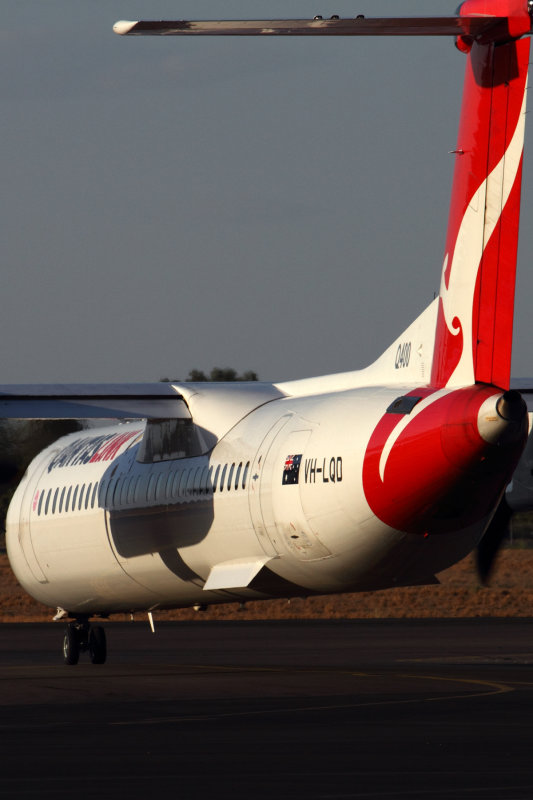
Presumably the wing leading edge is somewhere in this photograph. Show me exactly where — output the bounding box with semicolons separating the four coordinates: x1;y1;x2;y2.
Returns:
113;16;518;42
0;384;190;420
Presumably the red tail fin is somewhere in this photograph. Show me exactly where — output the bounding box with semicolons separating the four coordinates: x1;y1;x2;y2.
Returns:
431;0;531;390
115;1;532;392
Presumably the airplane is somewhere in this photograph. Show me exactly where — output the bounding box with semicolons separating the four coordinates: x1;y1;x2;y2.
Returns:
4;0;533;664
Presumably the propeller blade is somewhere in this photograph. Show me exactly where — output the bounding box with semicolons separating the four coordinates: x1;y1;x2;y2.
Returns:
476;496;513;585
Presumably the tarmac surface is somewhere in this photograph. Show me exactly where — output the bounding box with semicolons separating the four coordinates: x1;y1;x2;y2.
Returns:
2;618;533;799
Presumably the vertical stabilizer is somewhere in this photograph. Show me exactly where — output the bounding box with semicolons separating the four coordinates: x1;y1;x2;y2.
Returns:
431;0;531;390
115;2;532;393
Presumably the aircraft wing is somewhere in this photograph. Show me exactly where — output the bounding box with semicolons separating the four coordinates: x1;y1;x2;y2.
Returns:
113;16;511;40
1;379;531;419
0;384;190;420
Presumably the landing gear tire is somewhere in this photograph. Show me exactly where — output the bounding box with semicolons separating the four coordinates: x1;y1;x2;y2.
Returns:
89;626;107;664
62;619;107;665
63;624;80;666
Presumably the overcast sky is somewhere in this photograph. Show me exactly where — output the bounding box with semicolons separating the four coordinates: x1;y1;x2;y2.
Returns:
2;1;533;384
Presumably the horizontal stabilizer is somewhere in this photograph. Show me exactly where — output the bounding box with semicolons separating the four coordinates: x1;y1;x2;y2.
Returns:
203;557;273;591
510;380;533;415
114;16;518;41
510;378;533;393
0;384;190;420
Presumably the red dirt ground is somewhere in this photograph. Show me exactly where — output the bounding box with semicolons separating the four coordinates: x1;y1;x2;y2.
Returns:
2;548;533;622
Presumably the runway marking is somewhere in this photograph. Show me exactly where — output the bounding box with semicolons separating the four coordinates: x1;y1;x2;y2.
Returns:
399;672;512;696
320;785;533;798
111;668;513;726
2;776;532;795
401;654;533;664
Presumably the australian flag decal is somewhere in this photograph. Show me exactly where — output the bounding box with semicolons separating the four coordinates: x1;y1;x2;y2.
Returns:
282;454;302;485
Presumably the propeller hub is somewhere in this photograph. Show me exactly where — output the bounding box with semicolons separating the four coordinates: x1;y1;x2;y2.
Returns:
477;390;528;445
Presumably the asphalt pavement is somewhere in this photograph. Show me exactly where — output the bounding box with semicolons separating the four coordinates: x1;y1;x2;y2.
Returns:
1;619;533;799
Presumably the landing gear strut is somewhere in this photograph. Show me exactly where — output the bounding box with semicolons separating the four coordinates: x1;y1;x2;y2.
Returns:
62;618;107;665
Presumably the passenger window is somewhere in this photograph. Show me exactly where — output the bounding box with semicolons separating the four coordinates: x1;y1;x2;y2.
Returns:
58;487;66;514
38;490;45;516
165;471;174;500
65;486;72;513
85;483;92;510
123;477;131;504
78;484;86;511
156;472;167;501
120;478;127;505
219;464;227;492
112;479;121;506
130;476;137;503
235;462;242;490
179;470;188;497
105;479;116;507
199;466;208;494
227;463;235;491
120;477;130;506
212;465;220;494
147;474;157;502
91;482;99;509
193;467;203;494
45;489;52;515
52;488;59;515
97;480;106;507
242;461;250;489
134;475;146;504
133;476;143;504
171;470;181;498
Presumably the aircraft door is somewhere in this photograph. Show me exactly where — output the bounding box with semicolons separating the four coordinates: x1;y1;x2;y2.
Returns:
268;429;332;561
19;456;50;584
248;414;293;556
250;420;331;560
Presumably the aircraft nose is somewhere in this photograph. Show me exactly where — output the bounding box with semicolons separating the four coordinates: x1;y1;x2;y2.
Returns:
477;390;527;446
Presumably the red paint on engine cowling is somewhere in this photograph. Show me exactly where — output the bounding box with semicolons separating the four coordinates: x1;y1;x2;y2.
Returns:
362;385;526;536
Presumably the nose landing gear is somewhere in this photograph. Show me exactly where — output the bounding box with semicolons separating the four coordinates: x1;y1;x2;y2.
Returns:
62;618;107;665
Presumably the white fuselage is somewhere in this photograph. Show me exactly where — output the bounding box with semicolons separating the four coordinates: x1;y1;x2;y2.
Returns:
6;386;491;615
